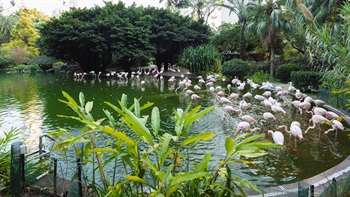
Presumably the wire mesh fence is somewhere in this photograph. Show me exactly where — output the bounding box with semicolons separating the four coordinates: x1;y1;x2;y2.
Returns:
320;175;350;197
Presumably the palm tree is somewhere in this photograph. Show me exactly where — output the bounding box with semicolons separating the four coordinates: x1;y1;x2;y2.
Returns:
220;0;255;59
246;0;293;80
0;15;18;43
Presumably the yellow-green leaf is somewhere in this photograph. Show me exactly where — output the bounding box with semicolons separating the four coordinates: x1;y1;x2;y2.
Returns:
181;132;214;147
125;175;148;184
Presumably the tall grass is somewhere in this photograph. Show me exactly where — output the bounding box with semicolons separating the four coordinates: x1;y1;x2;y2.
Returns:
180;44;221;75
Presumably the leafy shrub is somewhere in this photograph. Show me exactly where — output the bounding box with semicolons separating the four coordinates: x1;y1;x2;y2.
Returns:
221;59;253;80
50;92;280;196
0;128;19;194
276;63;302;83
179;44;221;74
291;71;323;91
251;61;269;73
0;56;14;69
250;71;270;84
12;64;41;73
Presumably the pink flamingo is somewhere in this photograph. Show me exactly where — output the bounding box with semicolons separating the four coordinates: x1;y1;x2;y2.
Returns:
235;121;261;132
324;120;344;139
297;101;312;114
305;115;329;138
325;111;339;120
277;121;303;148
313;107;327;116
313;99;326;107
240;115;257;123
268;130;284;145
271;105;287;115
260;112;277;127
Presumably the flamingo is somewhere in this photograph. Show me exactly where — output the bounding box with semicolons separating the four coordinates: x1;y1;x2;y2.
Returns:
324;120;344;139
239;100;251;111
271;105;287;115
235;121;261;132
240;115;257;123
262;91;272;97
268;130;284;145
223;105;241;115
297;101;312;114
313;99;326;107
243;92;252;99
325;111;339;120
191;94;201;100
260;112;277;127
295;89;303;100
313;107;327;116
277;121;303;148
305;115;329;138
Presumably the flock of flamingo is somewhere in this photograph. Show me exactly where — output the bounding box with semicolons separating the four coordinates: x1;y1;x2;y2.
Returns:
71;65;346;149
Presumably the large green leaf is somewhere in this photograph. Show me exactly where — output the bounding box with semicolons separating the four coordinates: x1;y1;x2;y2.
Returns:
159;133;173;166
151;107;160;136
184;106;215;128
169;172;206;186
134;98;140;118
195;154;211;172
121;108;154;146
225;137;235;154
103;126;136;147
231;176;262;194
181;132;215;147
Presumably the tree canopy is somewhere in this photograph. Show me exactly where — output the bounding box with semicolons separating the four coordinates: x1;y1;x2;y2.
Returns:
38;2;212;72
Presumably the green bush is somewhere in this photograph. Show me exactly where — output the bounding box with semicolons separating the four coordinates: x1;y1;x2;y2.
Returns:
179;44;221;75
291;71;323;91
0;56;14;69
250;71;270;84
275;63;302;83
221;59;253;80
12;64;41;73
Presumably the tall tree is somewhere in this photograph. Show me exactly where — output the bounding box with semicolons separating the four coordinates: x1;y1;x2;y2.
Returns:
143;7;212;69
220;0;255;59
0;15;17;43
38;2;153;72
246;0;293;80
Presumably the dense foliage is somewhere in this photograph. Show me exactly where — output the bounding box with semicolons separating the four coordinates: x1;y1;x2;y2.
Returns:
38;2;211;72
291;71;323;91
179;44;221;74
221;59;253;80
275;63;302;83
50;92;280;196
0;128;19;194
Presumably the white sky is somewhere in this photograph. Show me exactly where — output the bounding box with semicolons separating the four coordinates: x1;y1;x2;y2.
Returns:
0;0;165;16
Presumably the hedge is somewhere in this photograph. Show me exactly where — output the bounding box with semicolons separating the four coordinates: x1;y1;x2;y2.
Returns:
221;59;253;80
291;71;323;91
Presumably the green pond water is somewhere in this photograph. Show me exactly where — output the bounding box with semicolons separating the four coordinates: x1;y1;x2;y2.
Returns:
0;72;349;187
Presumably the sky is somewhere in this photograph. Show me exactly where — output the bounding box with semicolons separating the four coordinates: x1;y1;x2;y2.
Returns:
0;0;165;16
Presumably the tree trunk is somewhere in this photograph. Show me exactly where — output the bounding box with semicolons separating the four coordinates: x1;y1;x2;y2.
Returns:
270;42;275;81
239;26;248;60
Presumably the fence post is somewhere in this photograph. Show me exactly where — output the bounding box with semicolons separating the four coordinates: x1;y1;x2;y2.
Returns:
310;185;314;197
10;141;22;197
54;158;57;197
20;144;26;184
332;178;337;197
77;158;83;197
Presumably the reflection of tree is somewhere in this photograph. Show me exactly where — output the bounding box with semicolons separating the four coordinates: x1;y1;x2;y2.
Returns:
23;99;44;152
0;74;38;105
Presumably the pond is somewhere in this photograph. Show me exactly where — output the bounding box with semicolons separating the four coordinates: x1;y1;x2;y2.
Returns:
0;72;349;187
